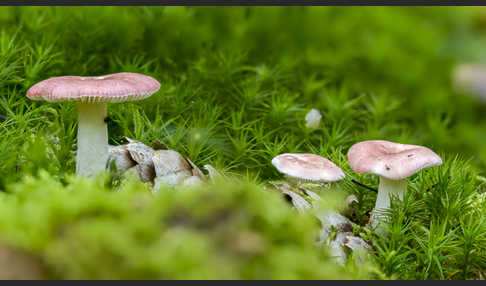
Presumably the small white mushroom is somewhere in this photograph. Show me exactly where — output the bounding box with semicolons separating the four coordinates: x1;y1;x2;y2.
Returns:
305;108;322;129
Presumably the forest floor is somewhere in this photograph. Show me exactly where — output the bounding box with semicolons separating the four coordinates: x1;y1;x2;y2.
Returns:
0;6;485;280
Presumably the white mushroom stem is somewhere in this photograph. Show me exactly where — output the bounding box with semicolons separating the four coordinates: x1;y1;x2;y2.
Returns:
76;102;108;177
371;176;407;228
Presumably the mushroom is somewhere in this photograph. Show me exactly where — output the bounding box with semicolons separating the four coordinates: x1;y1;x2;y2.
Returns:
26;73;160;177
271;153;345;186
347;140;442;229
305;108;322;129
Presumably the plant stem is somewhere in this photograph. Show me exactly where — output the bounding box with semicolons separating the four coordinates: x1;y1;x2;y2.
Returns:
351;179;378;193
76;102;108;177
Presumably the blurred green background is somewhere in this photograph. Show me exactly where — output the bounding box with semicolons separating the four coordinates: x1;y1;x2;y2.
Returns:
1;6;486;184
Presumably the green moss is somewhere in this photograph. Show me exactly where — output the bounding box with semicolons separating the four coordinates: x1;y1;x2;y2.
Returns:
0;172;369;279
0;6;486;279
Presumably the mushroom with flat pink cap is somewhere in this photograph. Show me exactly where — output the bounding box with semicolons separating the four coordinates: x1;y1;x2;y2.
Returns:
347;140;442;228
271;153;345;184
26;72;160;177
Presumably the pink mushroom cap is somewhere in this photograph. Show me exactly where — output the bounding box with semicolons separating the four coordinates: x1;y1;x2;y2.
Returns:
347;140;443;180
272;153;345;182
26;72;160;103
